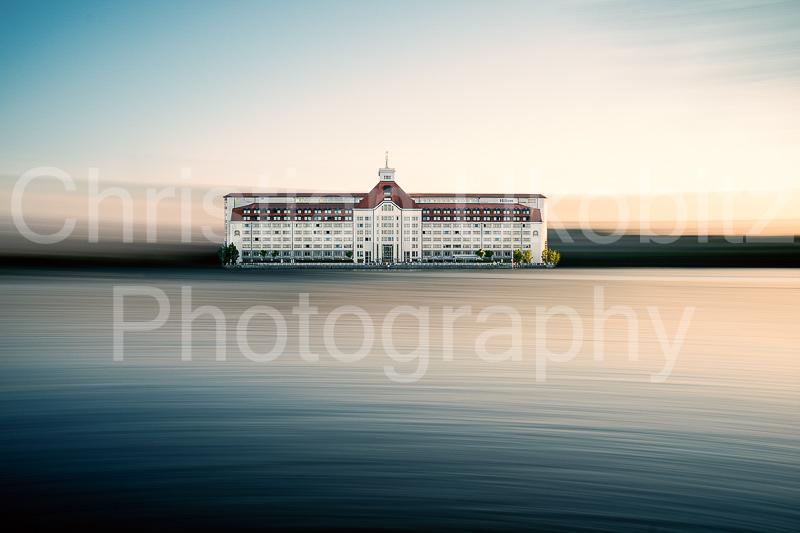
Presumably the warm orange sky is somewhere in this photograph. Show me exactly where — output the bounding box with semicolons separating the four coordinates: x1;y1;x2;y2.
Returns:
1;1;798;230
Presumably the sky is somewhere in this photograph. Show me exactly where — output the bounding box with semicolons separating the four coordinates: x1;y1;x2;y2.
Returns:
1;0;799;225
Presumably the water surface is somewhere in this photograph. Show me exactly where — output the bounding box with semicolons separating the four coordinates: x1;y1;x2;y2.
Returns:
1;268;798;531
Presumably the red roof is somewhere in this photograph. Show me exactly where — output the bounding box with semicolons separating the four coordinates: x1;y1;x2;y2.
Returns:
225;192;366;199
355;181;418;209
229;198;542;223
419;203;530;211
418;203;542;223
412;193;546;198
230;202;352;222
224;191;546;200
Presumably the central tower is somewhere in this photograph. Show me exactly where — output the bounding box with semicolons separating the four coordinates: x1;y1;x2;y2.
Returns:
379;151;395;181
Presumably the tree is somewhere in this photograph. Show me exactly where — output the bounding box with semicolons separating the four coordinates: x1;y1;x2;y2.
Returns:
259;250;268;262
345;250;353;260
217;243;240;265
484;250;494;261
475;248;485;260
271;250;279;260
541;248;561;265
513;249;524;264
522;249;532;264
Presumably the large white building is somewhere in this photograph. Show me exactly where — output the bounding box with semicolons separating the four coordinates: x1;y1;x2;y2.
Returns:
224;162;547;263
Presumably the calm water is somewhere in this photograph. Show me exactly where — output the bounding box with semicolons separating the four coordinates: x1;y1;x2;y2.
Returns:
1;268;798;531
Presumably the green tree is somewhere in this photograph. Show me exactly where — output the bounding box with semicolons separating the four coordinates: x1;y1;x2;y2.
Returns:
513;249;524;264
345;250;353;260
541;248;561;265
475;248;485;260
259;250;268;262
218;243;240;265
484;250;494;261
271;250;279;260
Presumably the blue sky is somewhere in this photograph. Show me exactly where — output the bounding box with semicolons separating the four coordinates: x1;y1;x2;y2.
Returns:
1;0;799;198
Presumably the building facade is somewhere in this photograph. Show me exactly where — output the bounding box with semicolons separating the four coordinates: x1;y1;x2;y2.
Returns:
224;163;547;263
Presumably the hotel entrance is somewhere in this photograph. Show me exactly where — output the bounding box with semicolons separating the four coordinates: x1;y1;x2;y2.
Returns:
382;244;393;263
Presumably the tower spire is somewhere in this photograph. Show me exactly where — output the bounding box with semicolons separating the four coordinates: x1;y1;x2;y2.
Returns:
385;151;389;168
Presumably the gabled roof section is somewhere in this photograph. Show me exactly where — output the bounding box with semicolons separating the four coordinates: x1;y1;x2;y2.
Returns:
355;180;418;209
225;192;365;198
411;193;546;199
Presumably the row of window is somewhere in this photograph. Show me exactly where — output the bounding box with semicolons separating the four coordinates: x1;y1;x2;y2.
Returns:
246;229;350;235
243;207;353;215
422;207;529;215
242;216;352;221
243;250;349;257
422;216;531;222
240;244;531;254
